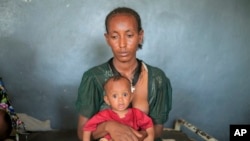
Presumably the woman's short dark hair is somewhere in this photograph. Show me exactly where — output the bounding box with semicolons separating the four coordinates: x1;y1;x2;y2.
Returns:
105;7;143;49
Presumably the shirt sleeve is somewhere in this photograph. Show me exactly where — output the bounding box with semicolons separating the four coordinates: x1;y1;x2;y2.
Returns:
134;108;153;130
83;110;110;131
75;71;103;118
148;67;172;125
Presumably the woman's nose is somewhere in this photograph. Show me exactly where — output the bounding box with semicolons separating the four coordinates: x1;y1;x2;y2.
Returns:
119;36;126;48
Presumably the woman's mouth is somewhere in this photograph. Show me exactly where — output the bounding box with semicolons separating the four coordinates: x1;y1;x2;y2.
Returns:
119;52;128;57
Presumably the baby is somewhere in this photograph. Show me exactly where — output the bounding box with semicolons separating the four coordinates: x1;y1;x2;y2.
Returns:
83;75;154;141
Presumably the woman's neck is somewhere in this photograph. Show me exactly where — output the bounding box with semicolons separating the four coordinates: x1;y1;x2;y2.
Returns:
112;58;138;79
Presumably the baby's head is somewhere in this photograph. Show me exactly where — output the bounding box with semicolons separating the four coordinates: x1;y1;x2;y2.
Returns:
0;109;12;140
103;75;133;111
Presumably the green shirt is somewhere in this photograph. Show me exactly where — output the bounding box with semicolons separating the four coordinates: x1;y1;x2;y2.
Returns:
76;59;172;125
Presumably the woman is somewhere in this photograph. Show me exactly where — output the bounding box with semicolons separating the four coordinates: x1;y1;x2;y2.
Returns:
75;7;172;141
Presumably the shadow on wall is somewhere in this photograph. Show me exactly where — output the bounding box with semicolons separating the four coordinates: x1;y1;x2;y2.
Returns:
56;84;78;130
0;37;80;129
0;37;43;122
0;37;57;128
0;37;38;101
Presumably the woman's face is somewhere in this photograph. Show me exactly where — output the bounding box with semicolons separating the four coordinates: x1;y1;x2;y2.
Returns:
105;14;143;63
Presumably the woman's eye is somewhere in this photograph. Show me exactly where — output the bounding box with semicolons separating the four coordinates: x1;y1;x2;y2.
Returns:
127;34;133;38
111;35;118;39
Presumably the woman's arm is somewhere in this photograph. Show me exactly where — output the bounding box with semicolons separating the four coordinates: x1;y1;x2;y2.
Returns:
143;127;154;141
136;124;163;141
90;120;108;139
137;124;163;141
92;121;142;141
83;131;92;141
77;115;89;140
154;124;163;138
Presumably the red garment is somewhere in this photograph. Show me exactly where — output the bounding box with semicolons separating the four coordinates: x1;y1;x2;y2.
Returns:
83;108;153;140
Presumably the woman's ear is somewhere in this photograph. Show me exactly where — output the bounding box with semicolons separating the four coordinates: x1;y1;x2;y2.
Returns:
138;29;144;45
104;95;110;105
104;33;111;46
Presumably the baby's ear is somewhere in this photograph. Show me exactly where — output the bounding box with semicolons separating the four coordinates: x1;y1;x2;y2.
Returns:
104;96;110;105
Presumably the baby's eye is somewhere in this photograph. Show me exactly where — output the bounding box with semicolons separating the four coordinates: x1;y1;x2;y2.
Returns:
112;94;117;98
123;93;128;97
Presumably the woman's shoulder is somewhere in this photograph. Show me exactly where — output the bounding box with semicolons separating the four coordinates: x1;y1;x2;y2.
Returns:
82;60;113;79
80;60;112;83
142;61;166;77
142;61;171;86
85;61;110;74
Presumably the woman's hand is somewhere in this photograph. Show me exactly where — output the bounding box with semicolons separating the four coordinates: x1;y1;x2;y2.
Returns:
107;121;142;141
93;121;142;141
137;130;147;141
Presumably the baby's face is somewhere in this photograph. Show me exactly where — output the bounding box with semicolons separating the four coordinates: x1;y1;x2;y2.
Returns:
104;78;132;113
